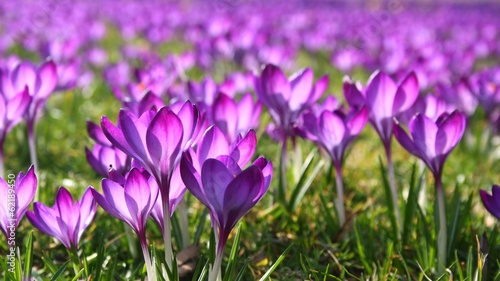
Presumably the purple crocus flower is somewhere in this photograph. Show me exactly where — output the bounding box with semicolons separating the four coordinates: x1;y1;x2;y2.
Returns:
346;70;419;231
212;92;262;143
302;106;368;225
393;111;466;181
100;102;200;269
0;87;32;177
254;64;328;141
180;154;272;281
0;166;37;240
0;60;58;177
393;110;466;270
27;187;96;250
85;121;130;177
480;185;500;219
91;168;158;281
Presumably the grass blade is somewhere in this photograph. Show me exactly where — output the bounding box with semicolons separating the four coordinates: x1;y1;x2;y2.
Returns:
258;244;294;281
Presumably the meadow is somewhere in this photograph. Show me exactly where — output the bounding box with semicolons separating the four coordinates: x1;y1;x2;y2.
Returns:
1;0;500;280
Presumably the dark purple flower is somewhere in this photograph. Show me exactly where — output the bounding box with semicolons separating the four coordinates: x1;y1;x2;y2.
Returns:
180;154;272;252
27;187;96;250
480;185;500;219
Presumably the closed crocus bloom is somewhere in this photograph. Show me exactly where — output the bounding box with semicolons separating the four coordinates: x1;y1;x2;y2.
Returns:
0;166;37;240
180;154;272;281
27;187;96;250
212;92;262;143
91;168;158;281
480;185;500;219
393;110;466;179
254;64;328;140
91;168;158;237
303;107;368;167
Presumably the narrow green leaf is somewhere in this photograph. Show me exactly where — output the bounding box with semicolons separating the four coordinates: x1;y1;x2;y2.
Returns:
23;231;34;280
71;268;85;281
49;260;70;281
258;243;294;281
288;149;324;211
223;224;242;281
234;258;250;281
403;162;423;246
193;208;209;246
378;156;398;241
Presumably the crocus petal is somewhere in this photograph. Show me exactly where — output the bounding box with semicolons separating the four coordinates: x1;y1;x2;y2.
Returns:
289;68;313;111
197;125;229;162
257;64;292;107
101;116;135;158
87;120;111;146
12;62;37;94
393;122;428;162
365;70;398;119
480;185;500;219
15;165;37;219
347;107;368;136
222;165;264;236
409;114;438;159
213;93;238;141
119;110;150;164
230;130;256;167
146;107;183;179
180;152;207;207
318;111;346;151
393;71;419;115
201;159;234;216
435;111;466;156
310;75;329;103
100;180;136;229
343;77;365;107
36;61;58;99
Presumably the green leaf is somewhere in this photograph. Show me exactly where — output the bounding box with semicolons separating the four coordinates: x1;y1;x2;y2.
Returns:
49;260;70;281
23;231;34;280
288;148;325;212
223;224;242;281
403;162;423;246
378;156;399;241
258;244;294;281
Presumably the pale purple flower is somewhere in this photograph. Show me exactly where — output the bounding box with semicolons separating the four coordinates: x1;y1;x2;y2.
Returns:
0;166;37;240
92;168;158;236
212;92;262;142
27;187;96;250
393;110;466;179
254;64;328;141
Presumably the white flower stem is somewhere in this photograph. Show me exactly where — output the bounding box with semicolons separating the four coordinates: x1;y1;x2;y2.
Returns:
334;162;346;226
140;235;157;281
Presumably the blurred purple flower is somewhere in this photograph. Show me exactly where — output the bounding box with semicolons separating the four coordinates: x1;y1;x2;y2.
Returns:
0;166;37;240
394;111;466;180
27;187;96;250
254;64;328;141
212;92;262;142
480;185;500;219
